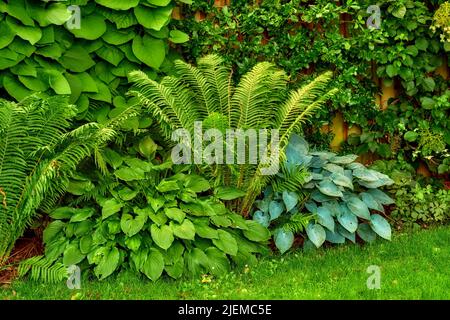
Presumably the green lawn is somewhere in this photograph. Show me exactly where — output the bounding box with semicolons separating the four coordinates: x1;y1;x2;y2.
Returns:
1;226;449;300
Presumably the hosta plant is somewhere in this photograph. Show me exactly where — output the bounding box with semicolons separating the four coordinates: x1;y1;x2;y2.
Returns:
28;141;270;281
253;134;395;253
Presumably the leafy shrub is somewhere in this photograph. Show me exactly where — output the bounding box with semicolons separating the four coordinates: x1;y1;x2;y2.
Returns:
253;134;395;253
392;183;450;225
37;143;270;281
0;95;136;262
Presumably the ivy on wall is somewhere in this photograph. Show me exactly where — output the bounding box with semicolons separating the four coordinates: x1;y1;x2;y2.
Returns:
176;0;450;175
0;0;190;125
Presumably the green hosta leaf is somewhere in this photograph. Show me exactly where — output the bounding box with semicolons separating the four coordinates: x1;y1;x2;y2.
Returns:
94;247;120;280
103;26;136;45
89;80;111;103
337;205;358;233
18;75;49;91
186;248;209;276
370;214;391;240
101;199;123;219
148;197;165;213
184;175;210;193
3;75;32;100
165;258;184;279
169;30;189;43
252;210;270;227
134;5;173;31
172;219;196;240
331;172;353;190
193;221;219;239
95;0;140;10
164;207;185;223
114;167;145;181
63;243;85;266
6;17;42;44
215;186;246;200
121;212;147;237
125;235;141;252
118;187;138;201
420;97;435;110
46;70;71;94
357;223;377;242
367;189;395;205
421;77;435;92
274;228;294;254
150;224;174;250
306;223;326;248
142;248;164;281
0;21;16;49
59;45;97;72
43;221;65;244
147;0;172;5
205;247;230;276
96;45;125;67
316;206;335;232
391;4;406;19
70;208;95;222
39;3;72;26
330;155;358;164
80;235;93;254
347;196;371;220
325;230;345;244
69;14;106;40
318;180;343;197
269;201;284;220
243;220;271;242
212;230;238;255
156;180;180;192
282;191;298;211
1;0;34;26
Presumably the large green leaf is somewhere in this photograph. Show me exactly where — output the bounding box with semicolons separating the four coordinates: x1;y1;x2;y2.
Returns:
282;191;298;211
243;220;271;242
269;200;284;221
172;219;196;240
114;167;145;181
103;26;136;45
274;228;294;254
94;247;120;280
192;221;219;239
59;46;95;72
164;207;185;223
69;14;106;40
121;212;147;237
147;0;172;6
0;21;15;49
150;224;174;250
331;172;353;190
46;70;71;94
63;243;85;266
361;192;384;213
0;0;34;26
212;230;238;255
96;45;125;67
325;230;345;244
95;0;140;10
6;17;42;45
346;196;371;220
169;30;189;43
101;199;123;219
367;189;395;205
337;205;358;233
357;223;377;242
142;248;164;281
316;206;335;232
43;221;66;244
205;247;230;276
134;5;173;31
370;214;391;240
215;186;246;200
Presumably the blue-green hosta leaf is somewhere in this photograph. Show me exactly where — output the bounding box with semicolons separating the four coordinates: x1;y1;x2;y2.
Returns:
337;224;356;243
361;192;384;213
331;172;353;190
310;151;336;160
322;200;340;217
269;201;284;221
134;5;173;31
316;206;335;232
274;229;294;254
357;223;377;242
358;178;393;189
68;14;106;40
172;219;196;240
347;196;371;220
101;199;123;219
346;162;366;170
337;205;358;233
370;214;391;240
95;0;140;10
255;198;270;213
325;230;345;244
310;173;324;180
142;248;164;281
306;223;326;248
310;156;326;169
324;163;345;175
253;210;270;227
367;189;395;205
311;190;334;202
330;154;358;164
286;134;309;161
352;168;379;182
94;247;120;280
282;191;298;211
150;224;174;250
212;230;238;256
318;180;343;197
305;201;318;213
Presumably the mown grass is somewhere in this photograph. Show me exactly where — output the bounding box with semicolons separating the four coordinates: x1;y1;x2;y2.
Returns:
1;226;449;300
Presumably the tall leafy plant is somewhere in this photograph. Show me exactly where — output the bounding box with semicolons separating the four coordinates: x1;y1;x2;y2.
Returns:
128;54;337;216
0;95;139;263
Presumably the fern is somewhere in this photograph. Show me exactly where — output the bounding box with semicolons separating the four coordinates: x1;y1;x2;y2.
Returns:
280;213;313;234
18;256;68;283
128;54;336;216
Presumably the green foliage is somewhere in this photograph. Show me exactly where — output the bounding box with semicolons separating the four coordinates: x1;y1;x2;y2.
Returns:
0;95;135;262
38;143;269;282
18;256;68;283
392;183;450;225
254;134;395;253
0;0;189;125
128;54;337;216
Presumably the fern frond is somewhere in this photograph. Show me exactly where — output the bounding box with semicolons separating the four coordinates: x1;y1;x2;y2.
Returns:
18;255;68;283
281;213;313;234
